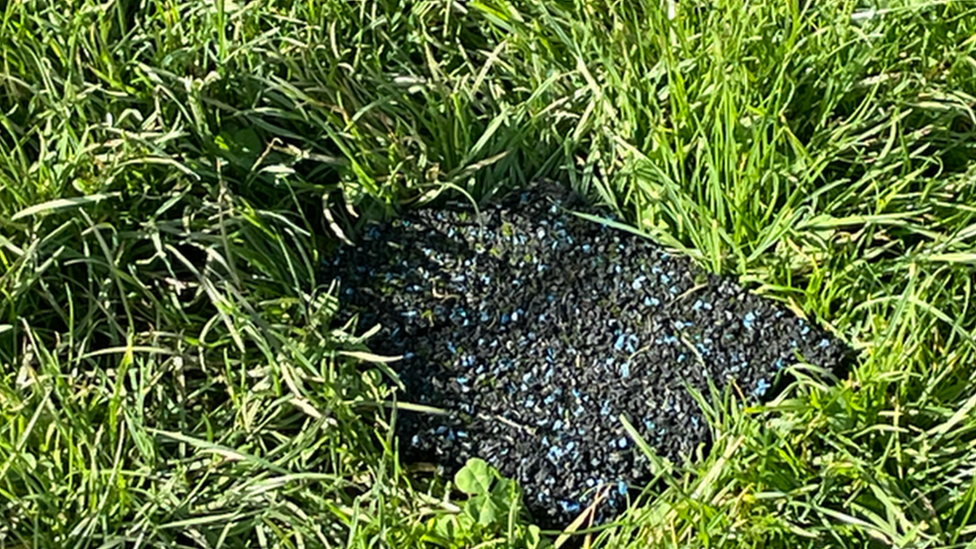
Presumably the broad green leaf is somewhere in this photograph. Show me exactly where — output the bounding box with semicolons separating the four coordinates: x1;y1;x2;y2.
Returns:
490;477;514;502
455;458;493;495
431;515;456;540
465;496;501;526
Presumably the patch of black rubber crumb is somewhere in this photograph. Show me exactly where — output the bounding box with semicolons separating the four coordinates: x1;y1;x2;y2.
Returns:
326;183;849;529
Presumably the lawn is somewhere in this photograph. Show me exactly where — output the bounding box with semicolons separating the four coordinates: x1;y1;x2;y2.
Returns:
1;0;976;547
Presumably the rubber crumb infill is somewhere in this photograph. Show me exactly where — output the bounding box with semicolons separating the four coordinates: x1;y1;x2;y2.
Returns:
326;184;849;528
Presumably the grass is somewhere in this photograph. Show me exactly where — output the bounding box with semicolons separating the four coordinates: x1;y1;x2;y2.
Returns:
1;0;976;546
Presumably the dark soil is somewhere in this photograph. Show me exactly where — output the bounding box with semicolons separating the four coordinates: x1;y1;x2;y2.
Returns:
326;184;849;529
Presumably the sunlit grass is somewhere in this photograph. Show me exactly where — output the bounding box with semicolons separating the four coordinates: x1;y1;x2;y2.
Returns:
1;0;975;547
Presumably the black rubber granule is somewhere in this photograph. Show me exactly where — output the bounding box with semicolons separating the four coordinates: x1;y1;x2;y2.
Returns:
326;184;849;528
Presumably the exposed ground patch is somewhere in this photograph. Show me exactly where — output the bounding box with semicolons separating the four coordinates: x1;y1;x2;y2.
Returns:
329;186;849;527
